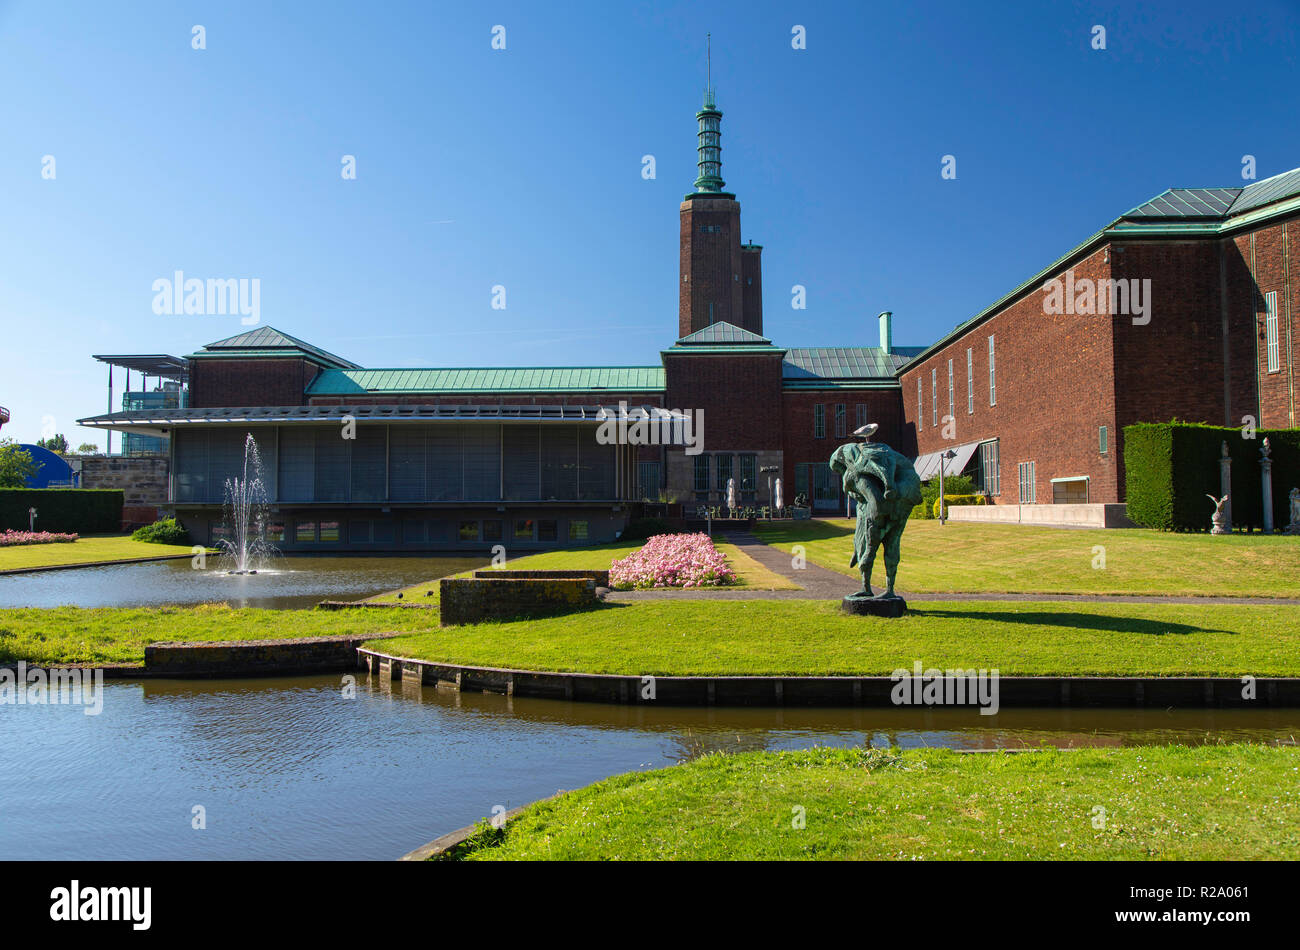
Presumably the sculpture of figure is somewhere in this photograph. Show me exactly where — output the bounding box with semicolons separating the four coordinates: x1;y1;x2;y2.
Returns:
829;438;922;599
1207;494;1230;535
1286;487;1300;535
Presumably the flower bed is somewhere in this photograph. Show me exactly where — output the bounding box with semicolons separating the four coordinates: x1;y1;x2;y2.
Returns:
0;529;79;547
610;533;736;590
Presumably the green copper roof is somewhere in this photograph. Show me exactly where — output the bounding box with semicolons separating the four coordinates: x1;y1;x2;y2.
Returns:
676;321;771;345
191;326;360;369
307;366;665;395
782;347;920;383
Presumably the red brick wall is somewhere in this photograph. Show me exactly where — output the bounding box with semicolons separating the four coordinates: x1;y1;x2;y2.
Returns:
901;246;1119;503
679;196;746;337
741;245;763;336
190;358;315;408
780;389;906;491
663;353;784;450
1237;222;1296;428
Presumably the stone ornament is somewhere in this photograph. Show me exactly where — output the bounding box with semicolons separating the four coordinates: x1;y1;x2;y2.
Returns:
1207;494;1230;535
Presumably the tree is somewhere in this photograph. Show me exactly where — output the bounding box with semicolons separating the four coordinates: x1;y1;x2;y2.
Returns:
76;443;99;454
0;440;41;488
36;433;69;454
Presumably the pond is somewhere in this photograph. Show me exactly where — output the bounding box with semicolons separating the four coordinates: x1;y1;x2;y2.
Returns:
3;673;1297;860
0;556;484;609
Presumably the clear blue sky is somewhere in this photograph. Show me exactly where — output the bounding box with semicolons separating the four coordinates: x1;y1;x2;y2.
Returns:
2;0;1297;446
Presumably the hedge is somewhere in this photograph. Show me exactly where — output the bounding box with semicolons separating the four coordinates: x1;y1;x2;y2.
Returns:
1123;422;1300;531
932;493;987;518
0;489;124;533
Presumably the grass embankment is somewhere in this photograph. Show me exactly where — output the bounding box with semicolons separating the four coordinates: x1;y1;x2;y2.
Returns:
366;539;797;603
449;745;1300;860
0;605;432;666
0;535;204;572
372;598;1300;677
756;519;1300;598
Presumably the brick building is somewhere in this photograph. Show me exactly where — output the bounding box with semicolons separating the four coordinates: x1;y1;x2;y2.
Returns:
79;91;1300;548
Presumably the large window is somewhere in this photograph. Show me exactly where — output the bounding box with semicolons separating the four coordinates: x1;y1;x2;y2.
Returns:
966;348;973;414
739;453;757;503
514;519;534;541
813;404;826;439
458;520;478;542
1265;291;1280;373
988;335;997;406
978;441;1001;496
1099;425;1108;455
856;404;868;430
1018;461;1036;504
947;359;954;422
693;454;710;492
917;378;923;428
931;368;938;427
716;453;733;490
834;404;847;438
637;461;660;501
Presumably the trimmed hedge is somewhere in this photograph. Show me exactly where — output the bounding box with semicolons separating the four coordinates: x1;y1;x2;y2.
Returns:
0;488;124;533
932;493;987;518
1123;422;1300;531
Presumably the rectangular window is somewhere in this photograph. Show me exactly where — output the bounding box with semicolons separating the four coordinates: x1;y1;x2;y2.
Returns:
348;520;371;543
740;453;757;502
295;521;317;543
267;522;285;543
482;520;503;543
568;520;588;542
988;335;997;406
856;404;867;429
319;520;341;542
795;462;810;500
1099;425;1108;455
813;404;826;439
1018;461;1036;504
636;461;660;501
931;368;937;427
966;348;973;414
979;441;1001;496
917;378;923;428
514;519;534;541
539;520;558;542
403;520;427;544
947;359;954;422
834;404;847;438
1265;291;1280;373
693;454;710;492
458;520;478;542
716;453;733;490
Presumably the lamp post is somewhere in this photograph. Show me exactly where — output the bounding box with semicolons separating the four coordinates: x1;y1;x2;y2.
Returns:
938;449;957;525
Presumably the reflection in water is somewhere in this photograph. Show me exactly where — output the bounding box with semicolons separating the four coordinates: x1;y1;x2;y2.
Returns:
2;673;1296;861
0;556;485;609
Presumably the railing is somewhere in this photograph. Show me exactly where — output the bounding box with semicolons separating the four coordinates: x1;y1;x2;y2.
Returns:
0;406;9;427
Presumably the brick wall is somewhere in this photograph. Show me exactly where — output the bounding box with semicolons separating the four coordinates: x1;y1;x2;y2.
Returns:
780;389;907;494
679;196;747;336
190;358;316;408
663;353;785;450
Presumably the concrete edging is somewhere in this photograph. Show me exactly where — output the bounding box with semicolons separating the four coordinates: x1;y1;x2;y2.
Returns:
358;647;1300;708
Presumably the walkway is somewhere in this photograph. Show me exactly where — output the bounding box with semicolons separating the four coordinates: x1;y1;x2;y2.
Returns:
605;531;1300;606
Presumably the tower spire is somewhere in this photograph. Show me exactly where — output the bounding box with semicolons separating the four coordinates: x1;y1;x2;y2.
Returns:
694;35;724;193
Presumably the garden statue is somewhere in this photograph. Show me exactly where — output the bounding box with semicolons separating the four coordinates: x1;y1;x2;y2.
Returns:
829;424;923;617
1286;487;1300;535
726;477;737;517
1207;494;1230;535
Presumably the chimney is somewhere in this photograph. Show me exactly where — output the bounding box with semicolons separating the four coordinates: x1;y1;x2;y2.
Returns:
878;311;893;354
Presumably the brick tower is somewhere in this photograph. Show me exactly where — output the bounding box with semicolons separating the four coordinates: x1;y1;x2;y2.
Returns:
678;81;763;338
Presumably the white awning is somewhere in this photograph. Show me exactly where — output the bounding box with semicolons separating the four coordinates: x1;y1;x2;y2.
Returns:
913;440;982;481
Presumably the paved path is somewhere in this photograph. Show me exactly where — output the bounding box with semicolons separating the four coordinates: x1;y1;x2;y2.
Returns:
605;531;1300;606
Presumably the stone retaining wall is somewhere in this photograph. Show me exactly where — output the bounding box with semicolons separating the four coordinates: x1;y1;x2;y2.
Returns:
144;633;403;677
471;569;610;585
439;576;599;626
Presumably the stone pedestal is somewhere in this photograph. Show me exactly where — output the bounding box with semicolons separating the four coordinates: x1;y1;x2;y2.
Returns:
841;595;908;618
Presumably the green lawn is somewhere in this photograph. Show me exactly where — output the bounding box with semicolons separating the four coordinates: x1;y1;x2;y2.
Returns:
371;598;1300;677
366;538;797;603
449;745;1300;860
756;518;1300;597
0;534;204;572
0;605;433;666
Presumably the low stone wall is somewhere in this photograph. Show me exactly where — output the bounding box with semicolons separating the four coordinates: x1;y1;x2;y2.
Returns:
144;633;403;677
946;503;1135;528
471;569;610;586
77;455;170;527
440;576;599;626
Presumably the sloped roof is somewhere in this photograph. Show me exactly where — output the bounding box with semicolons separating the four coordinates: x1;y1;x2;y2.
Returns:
191;326;360;369
308;366;665;395
783;346;918;380
1229;167;1300;215
1123;188;1242;219
676;321;773;345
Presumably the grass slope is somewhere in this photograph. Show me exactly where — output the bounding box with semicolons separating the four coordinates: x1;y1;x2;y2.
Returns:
756;519;1300;597
451;745;1300;860
0;535;203;572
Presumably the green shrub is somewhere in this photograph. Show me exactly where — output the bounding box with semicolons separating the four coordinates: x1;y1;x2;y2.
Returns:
0;488;123;533
916;474;976;520
131;518;190;545
1123;422;1300;531
932;493;986;518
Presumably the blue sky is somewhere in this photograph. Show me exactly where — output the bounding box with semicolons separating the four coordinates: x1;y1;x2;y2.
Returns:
2;0;1298;446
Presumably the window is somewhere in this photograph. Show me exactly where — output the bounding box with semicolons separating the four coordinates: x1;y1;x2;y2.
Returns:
1053;478;1089;504
1018;461;1036;504
295;521;317;542
966;348;973;414
931;368;937;427
636;461;661;501
856;404;867;429
482;520;503;543
813;404;826;439
319;521;340;542
1099;425;1108;455
349;520;371;543
1265;291;1280;373
267;522;285;543
693;454;710;492
979;441;1001;496
539;520;558;542
834;404;847;438
947;359;954;422
739;453;757;502
988;335;997;406
569;520;588;542
458;520;478;542
514;519;534;541
716;453;733;490
795;462;810;500
917;378;923;428
403;520;427;544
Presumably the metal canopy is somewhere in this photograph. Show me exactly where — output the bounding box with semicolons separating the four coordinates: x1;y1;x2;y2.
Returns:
92;354;189;381
913;440;982;481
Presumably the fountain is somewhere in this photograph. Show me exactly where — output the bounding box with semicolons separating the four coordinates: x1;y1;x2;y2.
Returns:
218;433;275;574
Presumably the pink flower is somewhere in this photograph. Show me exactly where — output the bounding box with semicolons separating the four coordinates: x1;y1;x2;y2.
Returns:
610;533;736;590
